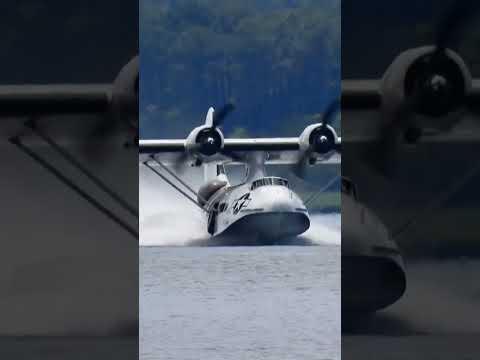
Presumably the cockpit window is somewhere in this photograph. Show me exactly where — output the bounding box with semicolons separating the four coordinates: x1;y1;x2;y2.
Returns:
251;177;289;191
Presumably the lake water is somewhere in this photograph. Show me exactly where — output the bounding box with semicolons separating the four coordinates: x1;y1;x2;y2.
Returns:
140;245;340;360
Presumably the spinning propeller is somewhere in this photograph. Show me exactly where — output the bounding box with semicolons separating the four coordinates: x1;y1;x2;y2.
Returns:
172;103;240;172
292;99;341;179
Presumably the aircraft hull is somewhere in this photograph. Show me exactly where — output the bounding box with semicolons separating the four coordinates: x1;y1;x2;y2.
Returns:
342;193;407;313
216;211;310;245
342;253;406;313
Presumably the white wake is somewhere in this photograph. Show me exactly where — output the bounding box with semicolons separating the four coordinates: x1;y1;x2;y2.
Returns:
300;213;341;246
140;164;209;246
140;164;341;246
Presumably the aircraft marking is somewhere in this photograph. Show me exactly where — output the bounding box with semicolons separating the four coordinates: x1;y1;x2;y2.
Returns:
232;193;251;215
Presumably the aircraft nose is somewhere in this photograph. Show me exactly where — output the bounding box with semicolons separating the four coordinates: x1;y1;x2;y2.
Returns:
271;197;293;211
261;187;297;212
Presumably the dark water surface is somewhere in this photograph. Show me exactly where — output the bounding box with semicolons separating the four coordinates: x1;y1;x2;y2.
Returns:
140;246;340;360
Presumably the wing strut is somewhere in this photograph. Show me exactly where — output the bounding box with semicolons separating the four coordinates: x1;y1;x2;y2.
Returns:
304;175;341;208
148;154;206;203
142;155;207;212
391;160;480;239
9;136;138;238
25;119;138;217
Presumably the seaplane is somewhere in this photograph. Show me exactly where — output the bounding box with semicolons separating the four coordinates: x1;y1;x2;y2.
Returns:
139;102;341;243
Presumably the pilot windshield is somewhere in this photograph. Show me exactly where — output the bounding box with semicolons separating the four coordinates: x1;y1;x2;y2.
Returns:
251;177;289;190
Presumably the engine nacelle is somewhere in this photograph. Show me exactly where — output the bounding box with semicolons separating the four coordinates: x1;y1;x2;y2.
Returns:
185;125;225;161
197;179;228;206
299;123;340;159
381;46;472;134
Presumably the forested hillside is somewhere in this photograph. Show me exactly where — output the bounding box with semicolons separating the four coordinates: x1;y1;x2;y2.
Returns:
140;0;340;138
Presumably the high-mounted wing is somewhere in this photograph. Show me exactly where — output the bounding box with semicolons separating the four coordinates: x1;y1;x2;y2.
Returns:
139;137;300;153
0;84;112;116
0;55;138;137
140;102;340;183
224;138;300;151
138;139;188;153
139;135;341;166
342;80;381;110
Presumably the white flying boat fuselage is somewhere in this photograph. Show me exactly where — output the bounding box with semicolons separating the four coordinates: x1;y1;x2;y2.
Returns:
205;177;310;241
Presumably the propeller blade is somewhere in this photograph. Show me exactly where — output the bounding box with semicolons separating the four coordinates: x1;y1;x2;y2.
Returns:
320;99;340;128
212;103;235;128
291;100;339;179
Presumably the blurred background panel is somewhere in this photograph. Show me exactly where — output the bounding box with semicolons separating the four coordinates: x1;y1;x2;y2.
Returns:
0;1;138;358
342;0;480;359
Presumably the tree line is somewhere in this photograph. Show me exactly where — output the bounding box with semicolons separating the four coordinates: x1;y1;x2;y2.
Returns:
140;0;340;138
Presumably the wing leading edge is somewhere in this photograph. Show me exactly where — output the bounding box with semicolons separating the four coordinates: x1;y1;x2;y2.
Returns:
0;84;112;116
139;137;341;165
139;137;301;154
341;79;480;109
